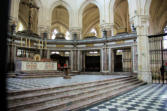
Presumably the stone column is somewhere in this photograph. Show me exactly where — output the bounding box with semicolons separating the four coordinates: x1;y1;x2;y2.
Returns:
111;49;115;73
8;39;16;73
134;15;152;83
100;23;113;37
38;6;51;38
108;48;112;72
47;50;50;59
82;51;86;72
8;23;17;73
78;50;82;72
71;49;79;72
132;40;138;73
40;49;43;58
100;48;103;72
101;46;110;73
69;27;82;40
70;50;73;70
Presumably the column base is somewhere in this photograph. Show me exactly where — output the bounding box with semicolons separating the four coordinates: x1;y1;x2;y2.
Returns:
101;71;110;74
63;75;71;79
137;71;152;83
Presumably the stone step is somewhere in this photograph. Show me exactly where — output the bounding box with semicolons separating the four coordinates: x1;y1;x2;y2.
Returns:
67;82;145;111
15;71;64;78
47;82;145;111
17;73;63;76
16;75;65;78
8;77;144;111
8;78;137;108
8;77;135;106
16;74;76;78
7;76;132;97
9;81;144;111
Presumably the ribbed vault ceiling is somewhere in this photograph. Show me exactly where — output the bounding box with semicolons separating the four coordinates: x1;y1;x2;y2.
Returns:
149;0;167;34
114;0;130;33
52;5;69;30
82;4;100;37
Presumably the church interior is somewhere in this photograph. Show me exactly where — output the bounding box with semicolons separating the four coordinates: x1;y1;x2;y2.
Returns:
4;0;167;110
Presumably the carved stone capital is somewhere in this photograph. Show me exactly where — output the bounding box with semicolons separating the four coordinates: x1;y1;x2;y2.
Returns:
100;23;114;37
8;16;18;26
69;27;82;34
69;27;82;40
133;15;149;28
38;25;50;35
8;16;18;33
100;23;114;31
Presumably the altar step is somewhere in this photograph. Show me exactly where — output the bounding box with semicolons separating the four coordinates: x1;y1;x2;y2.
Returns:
7;76;146;111
79;72;134;75
15;71;68;78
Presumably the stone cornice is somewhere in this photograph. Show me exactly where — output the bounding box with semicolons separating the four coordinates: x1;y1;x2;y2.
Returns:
8;32;137;45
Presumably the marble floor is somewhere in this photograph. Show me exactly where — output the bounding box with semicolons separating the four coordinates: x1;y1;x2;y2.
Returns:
7;75;127;91
82;84;167;111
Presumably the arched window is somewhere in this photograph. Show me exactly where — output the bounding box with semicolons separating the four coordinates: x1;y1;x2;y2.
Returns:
51;51;59;54
164;26;167;49
90;28;97;36
65;31;70;40
51;29;58;39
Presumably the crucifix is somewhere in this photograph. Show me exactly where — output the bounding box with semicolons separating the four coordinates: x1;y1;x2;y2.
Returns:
21;0;39;32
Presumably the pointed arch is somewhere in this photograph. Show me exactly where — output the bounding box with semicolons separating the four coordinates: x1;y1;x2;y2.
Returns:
113;0;131;34
49;0;74;27
78;0;103;27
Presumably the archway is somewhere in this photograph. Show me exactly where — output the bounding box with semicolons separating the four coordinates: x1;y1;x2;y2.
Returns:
81;50;100;72
51;5;70;40
82;4;101;39
113;48;132;72
113;0;131;35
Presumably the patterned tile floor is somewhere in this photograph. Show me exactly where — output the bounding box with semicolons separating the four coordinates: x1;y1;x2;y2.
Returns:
7;75;127;91
83;84;167;111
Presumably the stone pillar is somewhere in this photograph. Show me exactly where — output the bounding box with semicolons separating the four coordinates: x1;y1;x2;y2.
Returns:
100;48;103;72
134;15;152;83
132;40;138;73
40;49;43;58
108;48;112;72
47;50;50;59
111;49;115;73
8;23;17;73
71;49;79;72
8;39;16;73
100;23;113;37
38;6;51;38
82;51;86;72
78;50;82;72
101;46;110;73
69;27;81;40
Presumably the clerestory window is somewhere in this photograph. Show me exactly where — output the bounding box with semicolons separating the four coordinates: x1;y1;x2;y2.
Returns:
90;28;97;36
51;29;58;39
